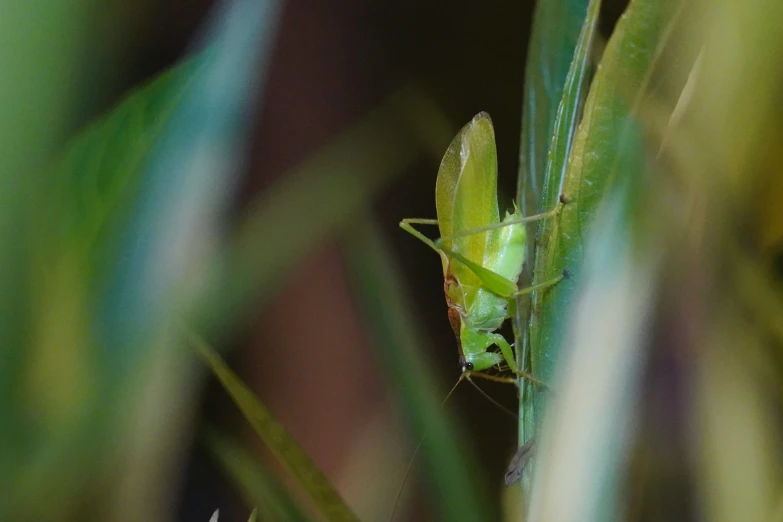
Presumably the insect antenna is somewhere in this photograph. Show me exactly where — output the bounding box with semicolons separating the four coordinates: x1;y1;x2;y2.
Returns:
465;375;518;419
389;375;464;522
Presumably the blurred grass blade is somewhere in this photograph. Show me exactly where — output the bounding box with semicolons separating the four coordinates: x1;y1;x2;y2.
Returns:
517;0;589;213
0;3;90;418
204;427;312;522
195;89;444;338
103;0;281;366
530;180;662;522
3;49;210;522
527;0;676;425
104;2;283;520
188;329;361;522
516;0;602;450
342;217;491;522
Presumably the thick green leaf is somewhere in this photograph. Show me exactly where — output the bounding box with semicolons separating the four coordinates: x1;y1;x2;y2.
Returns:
516;0;602;453
205;427;311;522
517;0;589;213
342;217;492;522
513;0;593;463
528;0;676;423
188;329;360;522
531;175;659;522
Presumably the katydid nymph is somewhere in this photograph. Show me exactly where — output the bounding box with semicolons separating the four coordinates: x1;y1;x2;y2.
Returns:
400;112;565;386
391;113;565;522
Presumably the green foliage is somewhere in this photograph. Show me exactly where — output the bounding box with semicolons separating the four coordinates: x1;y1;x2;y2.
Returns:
205;427;311;522
529;0;676;386
343;218;492;522
190;329;360;522
517;0;602;446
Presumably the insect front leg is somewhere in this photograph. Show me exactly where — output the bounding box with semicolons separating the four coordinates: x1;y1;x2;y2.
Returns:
485;332;549;389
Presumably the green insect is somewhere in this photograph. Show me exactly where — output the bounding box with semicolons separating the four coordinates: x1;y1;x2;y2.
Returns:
400;112;564;384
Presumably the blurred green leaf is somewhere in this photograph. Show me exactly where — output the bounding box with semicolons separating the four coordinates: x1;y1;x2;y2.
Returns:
205;427;312;522
45;53;205;279
342;217;491;522
196;89;444;339
516;0;602;450
531;172;661;522
188;328;360;522
527;0;676;423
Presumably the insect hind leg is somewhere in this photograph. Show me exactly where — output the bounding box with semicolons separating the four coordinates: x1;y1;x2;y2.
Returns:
434;198;567;246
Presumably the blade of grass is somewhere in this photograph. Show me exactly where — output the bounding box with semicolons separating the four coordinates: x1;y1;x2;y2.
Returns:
526;0;676;435
514;0;602;465
187;328;361;522
517;0;590;213
341;217;491;522
530;175;661;522
204;427;312;522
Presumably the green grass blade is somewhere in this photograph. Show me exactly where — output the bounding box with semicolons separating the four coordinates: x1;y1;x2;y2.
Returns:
204;427;313;522
342;218;492;522
188;329;361;522
517;0;589;213
527;0;676;431
531;176;660;522
515;0;602;453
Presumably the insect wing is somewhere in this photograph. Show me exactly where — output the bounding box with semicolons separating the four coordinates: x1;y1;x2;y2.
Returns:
435;113;500;291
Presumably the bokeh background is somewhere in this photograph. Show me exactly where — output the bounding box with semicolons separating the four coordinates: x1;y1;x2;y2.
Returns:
5;1;783;522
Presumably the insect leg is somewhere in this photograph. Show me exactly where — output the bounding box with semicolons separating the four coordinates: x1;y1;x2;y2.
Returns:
514;272;566;297
399;218;440;254
485;333;550;389
434;200;566;245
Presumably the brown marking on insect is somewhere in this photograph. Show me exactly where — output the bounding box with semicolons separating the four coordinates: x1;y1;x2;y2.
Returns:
443;262;472;372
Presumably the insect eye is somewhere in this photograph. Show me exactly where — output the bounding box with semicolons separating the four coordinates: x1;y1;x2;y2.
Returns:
465;362;474;371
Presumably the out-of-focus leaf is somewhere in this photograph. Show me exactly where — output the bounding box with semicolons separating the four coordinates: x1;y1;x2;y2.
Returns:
527;0;675;424
530;177;662;522
205;427;311;522
0;1;93;459
516;0;602;454
342;218;491;522
195;88;444;338
102;3;282;520
188;329;360;522
6;0;283;519
45;53;205;282
3;31;208;522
